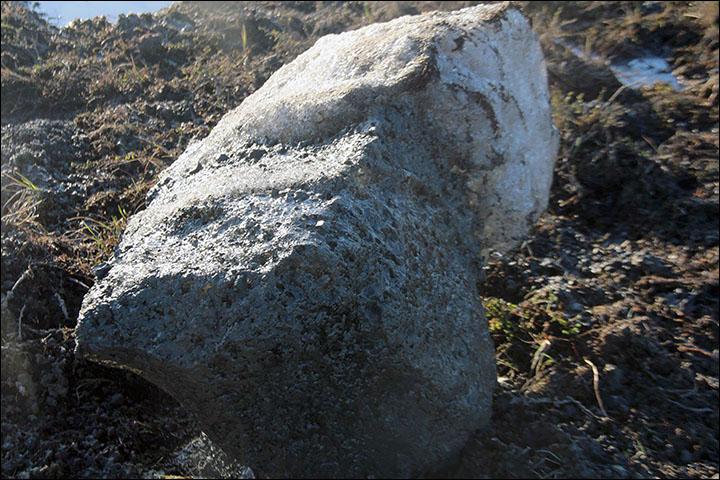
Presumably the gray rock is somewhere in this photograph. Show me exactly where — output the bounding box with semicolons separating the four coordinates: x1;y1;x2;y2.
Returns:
75;4;557;477
1;119;91;228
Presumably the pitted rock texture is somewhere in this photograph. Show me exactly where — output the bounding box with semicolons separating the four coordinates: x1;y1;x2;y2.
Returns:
75;3;558;478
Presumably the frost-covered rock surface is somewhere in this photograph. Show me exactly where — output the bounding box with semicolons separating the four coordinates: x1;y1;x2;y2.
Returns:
75;3;557;477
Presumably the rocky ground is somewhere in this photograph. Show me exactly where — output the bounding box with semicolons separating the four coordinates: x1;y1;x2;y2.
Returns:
1;1;718;478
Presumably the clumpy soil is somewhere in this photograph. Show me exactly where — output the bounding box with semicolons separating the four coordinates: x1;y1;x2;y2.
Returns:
1;1;718;478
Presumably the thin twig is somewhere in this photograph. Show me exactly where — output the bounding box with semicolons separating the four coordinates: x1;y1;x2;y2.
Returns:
531;338;552;375
642;134;659;153
584;358;608;417
17;304;26;340
7;266;33;303
666;399;715;413
677;345;716;358
536;449;563;465
520;395;604;420
530;452;563;478
67;276;91;291
17;324;52;337
55;292;69;321
75;378;115;402
604;77;646;105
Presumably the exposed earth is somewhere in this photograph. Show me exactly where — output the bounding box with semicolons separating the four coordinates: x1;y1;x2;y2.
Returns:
1;1;718;478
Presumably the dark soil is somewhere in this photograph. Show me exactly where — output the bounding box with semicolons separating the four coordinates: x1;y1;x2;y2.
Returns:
2;1;718;478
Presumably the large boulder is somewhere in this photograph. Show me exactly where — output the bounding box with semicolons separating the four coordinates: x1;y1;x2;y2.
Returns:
75;3;558;478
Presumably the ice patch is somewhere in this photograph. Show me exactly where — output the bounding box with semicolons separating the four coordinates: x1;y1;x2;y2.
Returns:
609;56;682;90
558;40;683;90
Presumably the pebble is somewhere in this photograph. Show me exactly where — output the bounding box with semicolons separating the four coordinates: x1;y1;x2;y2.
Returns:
612;465;627;476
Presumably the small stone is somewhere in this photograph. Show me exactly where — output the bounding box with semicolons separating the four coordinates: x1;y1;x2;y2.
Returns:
108;393;123;406
248;149;265;161
92;262;111;280
612;465;627;476
680;449;692;464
